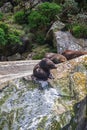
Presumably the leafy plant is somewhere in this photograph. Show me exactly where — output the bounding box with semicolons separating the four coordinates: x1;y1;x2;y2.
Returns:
7;32;21;45
36;34;45;44
14;10;25;24
0;12;3;21
0;21;21;46
37;2;61;20
0;22;8;33
0;28;7;46
28;2;62;30
28;10;49;29
71;24;87;38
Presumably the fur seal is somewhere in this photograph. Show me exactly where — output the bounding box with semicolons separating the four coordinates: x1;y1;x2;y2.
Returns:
33;58;57;80
62;50;87;60
45;52;56;59
45;53;67;64
33;64;50;80
39;58;57;70
50;54;67;64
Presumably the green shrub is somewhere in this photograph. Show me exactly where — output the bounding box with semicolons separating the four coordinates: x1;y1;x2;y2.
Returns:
7;32;21;45
28;2;61;30
37;2;61;20
0;12;3;21
71;24;87;38
14;10;25;24
0;27;21;47
0;28;7;46
36;34;45;44
28;10;49;29
0;22;8;33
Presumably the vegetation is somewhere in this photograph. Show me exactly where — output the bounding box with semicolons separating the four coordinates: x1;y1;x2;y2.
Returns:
0;12;3;20
0;22;8;32
0;22;21;47
31;44;57;60
0;28;6;46
28;10;49;30
28;2;61;30
63;0;79;14
0;0;87;59
70;24;87;38
14;10;25;24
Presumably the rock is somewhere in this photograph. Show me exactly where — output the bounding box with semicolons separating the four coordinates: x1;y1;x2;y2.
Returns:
46;21;87;53
0;55;87;129
19;33;34;54
0;55;8;61
76;13;87;24
46;20;65;41
50;55;87;99
0;2;13;13
50;20;65;31
54;31;83;53
26;52;35;60
7;53;22;61
49;55;87;129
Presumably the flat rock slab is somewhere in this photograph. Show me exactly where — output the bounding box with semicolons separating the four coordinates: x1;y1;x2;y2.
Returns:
0;60;40;88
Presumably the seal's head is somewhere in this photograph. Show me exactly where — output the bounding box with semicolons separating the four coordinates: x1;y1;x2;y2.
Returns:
39;58;57;70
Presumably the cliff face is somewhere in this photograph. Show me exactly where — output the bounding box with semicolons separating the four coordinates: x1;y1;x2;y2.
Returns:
0;55;87;129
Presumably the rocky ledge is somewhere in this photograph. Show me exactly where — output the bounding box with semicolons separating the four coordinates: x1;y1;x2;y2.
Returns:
0;55;87;130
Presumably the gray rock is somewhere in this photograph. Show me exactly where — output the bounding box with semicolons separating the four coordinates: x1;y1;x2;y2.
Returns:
7;53;22;61
0;2;13;13
0;55;87;129
53;31;87;53
46;21;65;41
46;21;87;54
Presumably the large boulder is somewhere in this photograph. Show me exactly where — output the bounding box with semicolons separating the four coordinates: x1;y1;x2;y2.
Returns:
0;2;13;13
53;31;87;53
0;55;87;129
46;21;87;53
